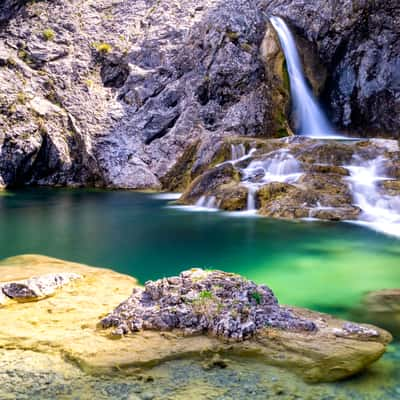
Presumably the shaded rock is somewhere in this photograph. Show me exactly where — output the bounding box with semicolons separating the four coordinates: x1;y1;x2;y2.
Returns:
1;272;81;301
178;163;240;205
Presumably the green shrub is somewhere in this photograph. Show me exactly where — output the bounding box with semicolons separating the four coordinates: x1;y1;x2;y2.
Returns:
93;42;112;54
199;290;213;300
250;291;263;305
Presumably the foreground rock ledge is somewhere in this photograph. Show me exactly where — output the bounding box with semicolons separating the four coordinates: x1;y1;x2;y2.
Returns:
0;255;392;383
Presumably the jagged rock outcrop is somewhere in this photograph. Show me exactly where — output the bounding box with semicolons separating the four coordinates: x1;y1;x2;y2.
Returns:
0;254;393;383
0;0;399;189
101;268;317;339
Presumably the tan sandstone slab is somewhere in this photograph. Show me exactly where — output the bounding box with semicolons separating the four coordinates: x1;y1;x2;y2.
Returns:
0;254;392;383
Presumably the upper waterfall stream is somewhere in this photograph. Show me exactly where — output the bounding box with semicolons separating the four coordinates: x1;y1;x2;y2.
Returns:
270;16;341;139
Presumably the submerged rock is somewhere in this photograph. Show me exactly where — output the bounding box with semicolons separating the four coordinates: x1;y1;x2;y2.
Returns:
352;289;400;339
101;268;317;340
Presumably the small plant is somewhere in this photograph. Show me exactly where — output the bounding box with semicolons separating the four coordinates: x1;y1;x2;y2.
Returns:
93;42;112;54
250;291;263;305
16;91;27;105
42;28;55;41
6;57;17;67
199;290;213;300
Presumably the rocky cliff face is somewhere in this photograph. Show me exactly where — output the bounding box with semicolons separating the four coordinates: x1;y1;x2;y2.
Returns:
0;0;398;189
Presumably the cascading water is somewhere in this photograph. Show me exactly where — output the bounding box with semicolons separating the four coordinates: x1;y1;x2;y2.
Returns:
270;16;340;138
346;156;400;238
241;149;303;211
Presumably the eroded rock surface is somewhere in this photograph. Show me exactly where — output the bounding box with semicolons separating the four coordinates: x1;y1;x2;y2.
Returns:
0;254;392;383
101;268;316;340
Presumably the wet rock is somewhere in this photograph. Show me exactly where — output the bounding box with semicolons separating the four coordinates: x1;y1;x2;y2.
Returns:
309;207;361;221
178;163;240;205
306;164;350;176
1;272;81;301
352;289;400;338
215;184;248;211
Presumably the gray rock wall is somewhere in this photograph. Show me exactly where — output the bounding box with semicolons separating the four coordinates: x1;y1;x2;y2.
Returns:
0;0;398;190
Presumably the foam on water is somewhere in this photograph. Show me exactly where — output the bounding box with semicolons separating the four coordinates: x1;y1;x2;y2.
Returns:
346;156;400;238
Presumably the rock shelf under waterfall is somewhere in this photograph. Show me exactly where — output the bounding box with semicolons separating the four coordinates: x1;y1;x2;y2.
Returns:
176;136;400;236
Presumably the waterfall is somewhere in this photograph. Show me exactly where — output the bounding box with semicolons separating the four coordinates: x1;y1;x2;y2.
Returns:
195;195;218;209
240;149;303;211
231;144;246;161
346;156;400;237
270;16;340;138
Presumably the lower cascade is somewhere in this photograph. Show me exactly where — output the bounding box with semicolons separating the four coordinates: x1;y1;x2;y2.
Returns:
178;137;400;238
347;156;400;237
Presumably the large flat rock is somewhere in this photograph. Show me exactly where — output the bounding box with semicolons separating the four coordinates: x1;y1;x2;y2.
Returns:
0;254;392;383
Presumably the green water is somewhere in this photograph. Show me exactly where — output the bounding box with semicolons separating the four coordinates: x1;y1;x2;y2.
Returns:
1;188;400;399
0;188;399;315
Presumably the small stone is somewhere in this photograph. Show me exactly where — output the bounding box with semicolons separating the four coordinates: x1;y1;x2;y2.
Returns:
141;392;155;400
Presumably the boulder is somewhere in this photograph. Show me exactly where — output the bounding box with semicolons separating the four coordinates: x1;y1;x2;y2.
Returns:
178;163;240;205
352;289;400;339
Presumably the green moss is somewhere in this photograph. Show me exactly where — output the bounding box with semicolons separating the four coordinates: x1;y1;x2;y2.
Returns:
42;29;55;41
251;291;263;305
160;141;200;192
199;290;213;300
93;42;112;54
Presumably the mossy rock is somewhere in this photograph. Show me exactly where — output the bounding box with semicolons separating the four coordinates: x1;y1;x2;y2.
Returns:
294;142;355;165
161;141;200;192
178;163;240;205
378;180;400;196
215;184;248;211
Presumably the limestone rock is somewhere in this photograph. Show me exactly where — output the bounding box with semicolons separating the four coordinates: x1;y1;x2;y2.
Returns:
0;254;392;383
177;136;399;222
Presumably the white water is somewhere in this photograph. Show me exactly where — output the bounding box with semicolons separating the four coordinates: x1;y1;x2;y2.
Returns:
270;16;341;139
240;149;303;211
346;156;400;238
